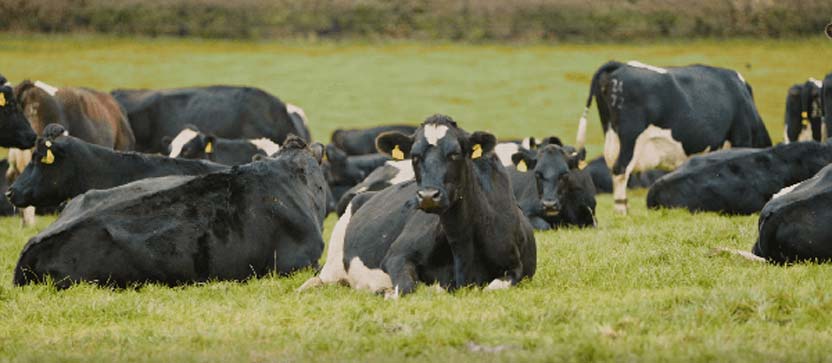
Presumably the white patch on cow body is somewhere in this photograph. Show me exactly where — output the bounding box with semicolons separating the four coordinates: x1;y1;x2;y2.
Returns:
736;71;746;84
424;124;449;145
627;61;668;74
168;128;199;158
772;182;803;200
34;81;58;96
286;103;308;126
386;159;415;185
626;125;687;174
249;138;280;156
313;202;353;285
485;278;512;291
783;125;790;144
810;78;823;88
520;137;534;150
603;128;621;169
494;142;520;167
722;140;732;149
347;256;393;293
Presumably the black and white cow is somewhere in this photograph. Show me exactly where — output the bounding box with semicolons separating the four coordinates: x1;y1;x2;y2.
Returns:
6;124;226;209
646;142;832;215
751;163;832;263
14;136;328;288
166;127;280;165
784;79;824;143
576;61;772;214
509;145;596;230
300;115;536;297
584;156;667;193
0;76;37;149
323;144;390;202
112;86;310;153
331;125;417;155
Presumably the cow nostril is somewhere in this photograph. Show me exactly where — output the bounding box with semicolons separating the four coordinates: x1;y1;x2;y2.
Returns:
417;188;440;201
542;200;559;208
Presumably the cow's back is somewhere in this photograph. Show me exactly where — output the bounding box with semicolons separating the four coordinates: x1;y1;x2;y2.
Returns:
56;87;135;150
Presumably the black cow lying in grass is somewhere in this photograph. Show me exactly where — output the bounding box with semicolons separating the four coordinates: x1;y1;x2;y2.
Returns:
509;144;597;230
167;127;281;165
6;124;226;209
752;164;832;263
334;159;414;216
331;124;417;155
647;142;832;214
14;136;328;288
300;115;536;298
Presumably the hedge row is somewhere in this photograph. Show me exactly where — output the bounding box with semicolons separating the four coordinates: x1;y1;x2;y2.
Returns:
0;0;830;41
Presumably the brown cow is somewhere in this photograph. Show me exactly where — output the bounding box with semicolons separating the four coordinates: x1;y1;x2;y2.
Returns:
5;80;135;226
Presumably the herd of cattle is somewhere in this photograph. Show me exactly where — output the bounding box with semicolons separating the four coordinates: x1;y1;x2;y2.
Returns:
1;60;832;296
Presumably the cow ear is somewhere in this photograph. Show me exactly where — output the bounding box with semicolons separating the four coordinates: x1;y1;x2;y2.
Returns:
376;131;413;160
468;131;497;159
309;142;325;165
203;135;215;154
325;144;347;163
540;136;563;147
566;148;587;169
511;150;536;172
38;139;58;165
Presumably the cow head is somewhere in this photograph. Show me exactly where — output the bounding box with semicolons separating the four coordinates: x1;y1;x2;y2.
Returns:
164;125;201;158
178;132;215;160
6;124;76;208
323;144;366;187
511;144;583;217
0;80;37;149
377;114;496;213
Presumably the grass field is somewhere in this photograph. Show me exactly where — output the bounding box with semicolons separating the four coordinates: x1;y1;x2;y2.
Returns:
1;35;832;362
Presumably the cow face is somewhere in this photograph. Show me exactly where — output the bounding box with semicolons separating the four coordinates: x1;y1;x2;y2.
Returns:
377;115;496;213
178;133;214;160
323;144;366;186
0;84;37;149
512;145;582;217
6;134;75;208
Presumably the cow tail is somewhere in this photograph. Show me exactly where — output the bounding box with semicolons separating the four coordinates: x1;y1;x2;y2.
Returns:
576;61;624;150
708;247;766;262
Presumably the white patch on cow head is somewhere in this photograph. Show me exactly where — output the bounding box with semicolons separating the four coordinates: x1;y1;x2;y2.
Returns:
736;71;746;84
626;61;668;74
494;142;520;167
772;181;803;200
168;128;199;158
386;159;415;185
34;81;58;96
347;256;393;293
810;77;823;88
286;103;308;126
423;124;449;145
249;138;281;156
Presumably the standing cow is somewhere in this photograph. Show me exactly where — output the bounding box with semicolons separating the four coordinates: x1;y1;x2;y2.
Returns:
784;79;824;143
112;86;310;153
575;61;771;214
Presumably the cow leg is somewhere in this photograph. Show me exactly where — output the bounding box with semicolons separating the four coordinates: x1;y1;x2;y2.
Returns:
383;255;419;300
528;216;551;231
604;126;632;215
20;207;35;228
612;173;629;214
298;203;354;291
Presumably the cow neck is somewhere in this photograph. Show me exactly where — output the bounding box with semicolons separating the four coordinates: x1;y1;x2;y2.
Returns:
23;91;65;134
439;159;490;285
77;144;172;189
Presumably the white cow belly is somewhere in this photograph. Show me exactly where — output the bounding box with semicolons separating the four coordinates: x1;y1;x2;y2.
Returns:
626;125;687;174
347;256;393;293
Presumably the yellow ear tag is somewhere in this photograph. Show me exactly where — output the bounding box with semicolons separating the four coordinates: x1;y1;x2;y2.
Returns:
579;160;588;170
516;159;528;172
471;144;482;159
392;145;404;160
204;141;213;154
41;141;55;164
803;119;810;126
801;111;808;119
0;93;5;107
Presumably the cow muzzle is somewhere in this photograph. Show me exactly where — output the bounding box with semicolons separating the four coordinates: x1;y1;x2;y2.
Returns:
416;188;442;211
542;199;560;216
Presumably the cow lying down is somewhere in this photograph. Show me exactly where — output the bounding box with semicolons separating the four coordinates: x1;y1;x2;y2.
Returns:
509;144;597;230
300;115;536;298
167;126;281;165
14;136;328;288
647;142;832;215
752;163;832;263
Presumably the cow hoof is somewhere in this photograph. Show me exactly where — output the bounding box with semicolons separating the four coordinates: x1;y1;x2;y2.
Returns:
296;276;323;292
614;203;628;215
485;278;512;291
21;206;36;228
383;286;400;300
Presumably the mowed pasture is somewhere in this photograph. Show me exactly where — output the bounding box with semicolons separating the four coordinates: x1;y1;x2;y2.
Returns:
1;36;832;362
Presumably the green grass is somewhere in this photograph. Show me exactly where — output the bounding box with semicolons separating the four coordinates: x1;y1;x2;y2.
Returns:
1;35;832;362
